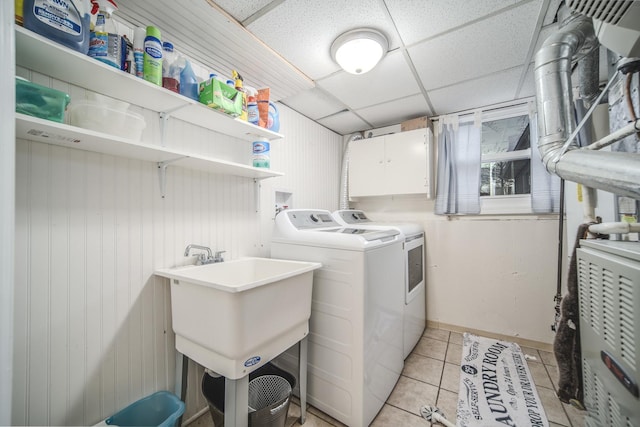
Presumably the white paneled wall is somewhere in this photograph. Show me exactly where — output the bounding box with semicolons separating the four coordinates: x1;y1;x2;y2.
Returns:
1;3;16;425
259;104;344;249
13;70;342;424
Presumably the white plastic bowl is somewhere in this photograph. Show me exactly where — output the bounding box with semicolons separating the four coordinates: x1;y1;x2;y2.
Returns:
68;100;146;141
86;92;130;112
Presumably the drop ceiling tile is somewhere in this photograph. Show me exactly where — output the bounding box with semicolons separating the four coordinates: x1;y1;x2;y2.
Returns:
518;62;536;98
428;67;523;115
317;111;370;135
245;0;401;80
213;0;273;22
317;51;420;110
386;0;523;45
356;94;431;128
533;23;560;56
409;0;543;91
543;0;562;26
281;88;347;120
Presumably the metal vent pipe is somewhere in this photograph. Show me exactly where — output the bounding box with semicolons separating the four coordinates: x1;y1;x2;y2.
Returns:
339;132;364;209
534;11;640;199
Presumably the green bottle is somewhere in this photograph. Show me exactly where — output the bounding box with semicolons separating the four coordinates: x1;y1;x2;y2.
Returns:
143;26;162;86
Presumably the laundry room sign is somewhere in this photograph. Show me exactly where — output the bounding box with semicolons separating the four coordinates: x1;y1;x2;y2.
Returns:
457;333;549;427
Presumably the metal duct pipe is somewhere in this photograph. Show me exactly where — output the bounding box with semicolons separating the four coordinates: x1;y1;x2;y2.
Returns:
589;221;640;234
339;132;364;209
534;10;640;200
578;47;600;108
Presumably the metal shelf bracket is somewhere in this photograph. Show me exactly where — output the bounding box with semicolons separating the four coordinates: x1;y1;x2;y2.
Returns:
254;179;261;213
158;156;188;198
159;104;189;147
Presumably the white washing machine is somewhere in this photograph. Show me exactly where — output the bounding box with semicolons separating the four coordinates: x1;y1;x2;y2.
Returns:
333;209;426;359
270;209;404;427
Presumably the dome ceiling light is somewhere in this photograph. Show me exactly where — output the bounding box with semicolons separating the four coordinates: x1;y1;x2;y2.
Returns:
330;28;389;75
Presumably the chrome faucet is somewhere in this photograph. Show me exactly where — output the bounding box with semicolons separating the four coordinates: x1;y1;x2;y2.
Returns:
184;244;225;265
212;250;226;263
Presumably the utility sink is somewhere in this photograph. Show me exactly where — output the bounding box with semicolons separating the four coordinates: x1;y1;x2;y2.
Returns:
155;257;321;379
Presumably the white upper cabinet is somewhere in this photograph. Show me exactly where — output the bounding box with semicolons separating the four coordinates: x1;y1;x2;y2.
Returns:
349;128;433;198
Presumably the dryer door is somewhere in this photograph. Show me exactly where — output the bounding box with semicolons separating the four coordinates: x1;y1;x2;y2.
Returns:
405;233;425;304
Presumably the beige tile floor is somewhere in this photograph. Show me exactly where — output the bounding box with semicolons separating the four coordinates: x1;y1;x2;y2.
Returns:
189;327;587;427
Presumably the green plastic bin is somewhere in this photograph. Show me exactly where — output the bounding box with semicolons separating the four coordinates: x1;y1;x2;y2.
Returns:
15;77;70;123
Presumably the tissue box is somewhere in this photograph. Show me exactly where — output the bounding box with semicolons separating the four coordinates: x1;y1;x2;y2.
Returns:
199;78;242;117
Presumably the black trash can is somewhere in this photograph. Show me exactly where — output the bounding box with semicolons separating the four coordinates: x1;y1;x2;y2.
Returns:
201;363;296;427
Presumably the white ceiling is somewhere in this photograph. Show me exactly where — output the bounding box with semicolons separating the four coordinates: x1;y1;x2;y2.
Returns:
118;0;565;135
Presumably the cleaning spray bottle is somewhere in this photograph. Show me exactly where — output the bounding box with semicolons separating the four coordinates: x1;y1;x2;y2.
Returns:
88;0;122;68
232;70;248;121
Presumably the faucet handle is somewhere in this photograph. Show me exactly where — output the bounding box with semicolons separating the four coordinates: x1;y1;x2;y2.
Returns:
214;250;226;261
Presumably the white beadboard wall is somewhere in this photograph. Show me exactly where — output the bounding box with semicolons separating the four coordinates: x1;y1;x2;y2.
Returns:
13;69;342;425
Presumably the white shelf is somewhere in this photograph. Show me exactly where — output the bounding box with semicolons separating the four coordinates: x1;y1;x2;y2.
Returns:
15;26;284;143
16;114;283;180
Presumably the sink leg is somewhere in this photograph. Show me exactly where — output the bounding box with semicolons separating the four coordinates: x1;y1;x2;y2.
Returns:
224;375;249;427
299;336;308;424
175;352;188;427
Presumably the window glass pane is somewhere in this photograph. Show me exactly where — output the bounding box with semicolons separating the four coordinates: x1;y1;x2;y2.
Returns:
481;115;530;155
481;159;531;196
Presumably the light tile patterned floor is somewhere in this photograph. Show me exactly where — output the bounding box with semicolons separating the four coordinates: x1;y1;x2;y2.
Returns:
189;328;587;427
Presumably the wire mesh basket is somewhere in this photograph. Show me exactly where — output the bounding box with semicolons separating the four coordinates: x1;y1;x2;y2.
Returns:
248;375;292;412
202;363;296;427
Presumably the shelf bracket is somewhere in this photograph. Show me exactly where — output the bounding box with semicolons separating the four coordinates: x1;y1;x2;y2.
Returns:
159;105;189;147
254;178;261;213
158;157;188;198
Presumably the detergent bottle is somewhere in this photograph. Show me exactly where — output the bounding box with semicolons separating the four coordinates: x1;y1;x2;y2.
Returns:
268;102;280;132
179;59;199;101
23;0;92;54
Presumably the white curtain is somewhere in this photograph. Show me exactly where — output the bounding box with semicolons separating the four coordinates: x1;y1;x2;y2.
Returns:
435;118;481;214
530;111;561;213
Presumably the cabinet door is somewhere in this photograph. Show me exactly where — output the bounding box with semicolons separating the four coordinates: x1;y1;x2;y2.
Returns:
384;129;428;195
348;136;386;197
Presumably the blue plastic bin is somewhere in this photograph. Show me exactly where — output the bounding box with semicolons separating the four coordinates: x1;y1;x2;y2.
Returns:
105;391;185;427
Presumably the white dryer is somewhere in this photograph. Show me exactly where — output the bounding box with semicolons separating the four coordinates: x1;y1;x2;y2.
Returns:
271;209;404;427
333;209;426;359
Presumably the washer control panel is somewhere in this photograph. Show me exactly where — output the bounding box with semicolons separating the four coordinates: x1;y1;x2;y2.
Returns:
286;210;340;229
335;209;371;224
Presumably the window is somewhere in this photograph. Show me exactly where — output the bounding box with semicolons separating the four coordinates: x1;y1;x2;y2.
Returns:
480;115;531;197
435;101;555;215
477;103;536;214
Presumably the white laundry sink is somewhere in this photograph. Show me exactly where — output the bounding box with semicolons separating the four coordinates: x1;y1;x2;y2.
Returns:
155;257;321;379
